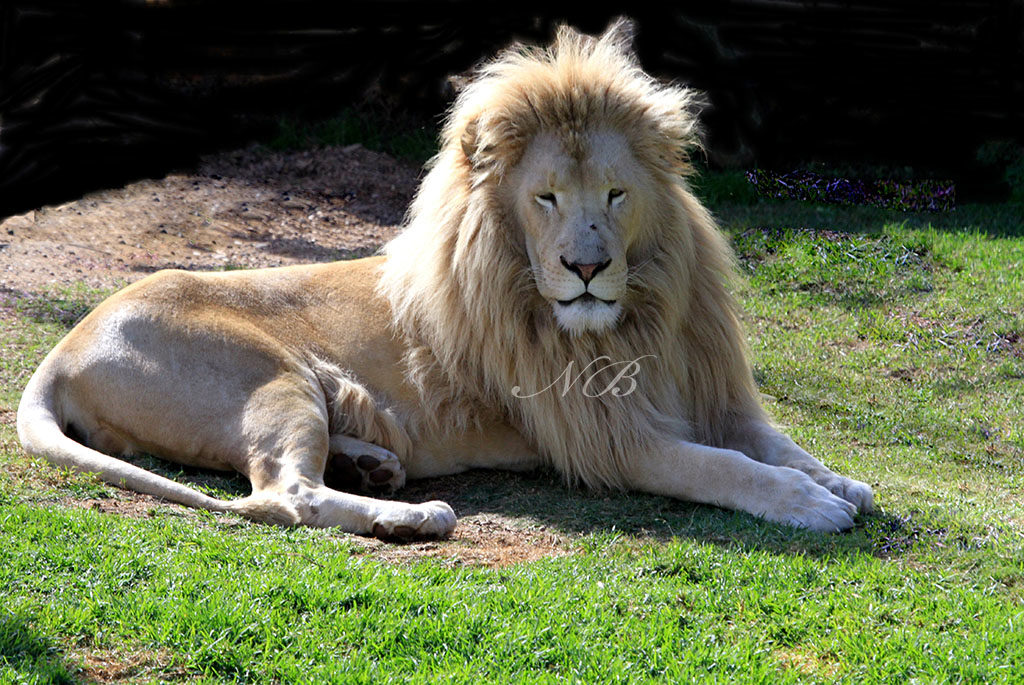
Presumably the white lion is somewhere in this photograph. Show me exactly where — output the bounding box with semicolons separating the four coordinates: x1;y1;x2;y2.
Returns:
17;21;873;539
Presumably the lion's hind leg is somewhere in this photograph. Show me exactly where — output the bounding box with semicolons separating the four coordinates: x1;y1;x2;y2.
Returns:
228;436;454;541
324;435;407;495
309;359;413;498
231;380;453;540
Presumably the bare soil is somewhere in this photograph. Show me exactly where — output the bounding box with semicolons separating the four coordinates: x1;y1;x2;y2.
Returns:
0;143;416;294
73;488;570;570
2;143;574;567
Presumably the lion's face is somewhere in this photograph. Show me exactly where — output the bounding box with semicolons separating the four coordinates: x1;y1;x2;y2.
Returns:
503;129;651;335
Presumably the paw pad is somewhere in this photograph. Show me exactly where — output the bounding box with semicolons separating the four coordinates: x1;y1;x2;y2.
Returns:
371;523;419;541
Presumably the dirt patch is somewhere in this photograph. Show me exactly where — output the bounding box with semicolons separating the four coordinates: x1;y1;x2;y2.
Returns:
892;312;1023;356
346;514;571;568
75;494;206;522
0;143;419;293
773;646;840;680
67;490;573;568
71;646;189;684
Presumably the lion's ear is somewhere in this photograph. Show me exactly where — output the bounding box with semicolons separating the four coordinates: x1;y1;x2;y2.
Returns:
458;114;515;176
460;118;479;163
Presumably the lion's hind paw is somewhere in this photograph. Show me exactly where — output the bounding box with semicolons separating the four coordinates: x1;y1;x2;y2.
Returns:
325;435;407;495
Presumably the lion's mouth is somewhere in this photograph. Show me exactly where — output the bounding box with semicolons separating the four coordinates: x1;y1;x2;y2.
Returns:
556;292;617;307
551;291;624;334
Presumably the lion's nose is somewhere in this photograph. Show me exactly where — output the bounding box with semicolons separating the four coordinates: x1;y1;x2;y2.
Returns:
560;256;612;285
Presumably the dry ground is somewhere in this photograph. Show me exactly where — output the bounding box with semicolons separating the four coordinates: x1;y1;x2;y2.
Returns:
1;143;574;567
0;143;416;292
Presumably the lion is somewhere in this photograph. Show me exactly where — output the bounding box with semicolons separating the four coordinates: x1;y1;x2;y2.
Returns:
17;20;873;540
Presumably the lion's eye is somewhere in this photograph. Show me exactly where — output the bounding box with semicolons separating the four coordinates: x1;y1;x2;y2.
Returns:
608;189;625;206
535;193;557;209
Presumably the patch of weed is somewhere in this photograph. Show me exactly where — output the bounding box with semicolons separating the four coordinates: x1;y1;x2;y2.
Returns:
733;227;934;307
5;283;115;329
267;108;438;162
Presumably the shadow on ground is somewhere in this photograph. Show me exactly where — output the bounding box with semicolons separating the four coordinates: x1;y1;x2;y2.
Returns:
713;200;1024;238
403;468;892;559
0;612;77;684
93;451;918;561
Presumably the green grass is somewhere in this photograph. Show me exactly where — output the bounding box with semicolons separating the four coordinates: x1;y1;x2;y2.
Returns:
2;177;1023;682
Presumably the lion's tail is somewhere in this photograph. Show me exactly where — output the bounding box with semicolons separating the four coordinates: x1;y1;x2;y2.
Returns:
17;361;239;516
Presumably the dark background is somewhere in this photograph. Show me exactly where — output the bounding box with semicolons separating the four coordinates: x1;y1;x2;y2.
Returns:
1;0;1022;219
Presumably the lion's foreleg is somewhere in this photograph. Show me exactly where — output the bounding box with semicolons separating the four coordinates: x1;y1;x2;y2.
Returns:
721;418;874;513
625;440;857;531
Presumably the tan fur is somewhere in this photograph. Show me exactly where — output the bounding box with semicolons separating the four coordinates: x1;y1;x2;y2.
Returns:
380;21;765;489
17;21;873;538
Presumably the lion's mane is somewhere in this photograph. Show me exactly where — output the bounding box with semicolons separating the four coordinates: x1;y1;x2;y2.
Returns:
379;21;765;489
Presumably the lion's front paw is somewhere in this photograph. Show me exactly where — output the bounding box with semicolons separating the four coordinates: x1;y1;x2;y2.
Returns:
325;436;407;495
371;501;457;541
763;468;858;532
794;465;875;515
824;475;874;514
